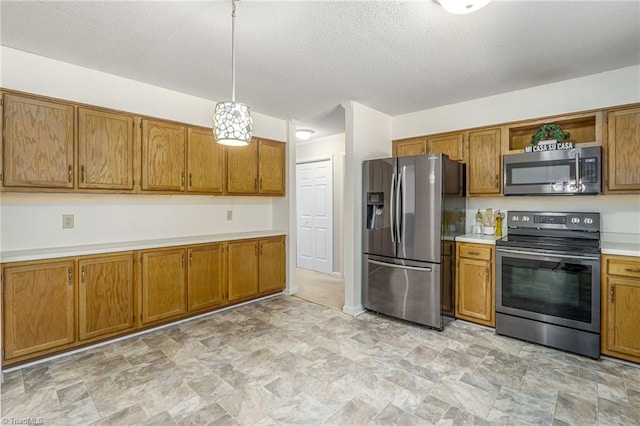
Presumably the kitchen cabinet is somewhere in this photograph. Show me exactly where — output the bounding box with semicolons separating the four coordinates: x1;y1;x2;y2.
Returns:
606;107;640;192
187;127;225;194
441;240;456;317
2;93;74;189
139;247;187;325
226;138;285;195
393;138;426;157
187;243;227;312
77;107;135;190
601;255;640;363
2;259;75;361
427;133;464;161
227;239;260;302
141;119;186;192
78;253;135;341
468;128;501;195
228;236;286;302
393;133;463;160
259;236;286;294
455;242;494;327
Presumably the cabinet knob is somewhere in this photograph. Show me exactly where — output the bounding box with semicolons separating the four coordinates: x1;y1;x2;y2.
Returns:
80;166;85;183
68;165;73;183
189;173;192;188
81;266;86;284
180;172;185;187
624;267;640;273
609;284;614;303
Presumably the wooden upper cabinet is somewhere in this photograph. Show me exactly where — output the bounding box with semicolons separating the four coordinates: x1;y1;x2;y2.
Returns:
259;236;286;294
226;142;259;194
2;260;75;360
78;108;134;190
141;119;186;192
140;248;187;325
606;107;640;192
78;253;135;341
187;127;225;194
227;239;259;302
2;93;74;188
468;128;502;195
188;243;226;312
258;139;285;195
428;133;464;161
393;138;426;157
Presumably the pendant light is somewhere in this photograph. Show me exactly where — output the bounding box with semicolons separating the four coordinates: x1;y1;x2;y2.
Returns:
436;0;491;14
213;0;253;146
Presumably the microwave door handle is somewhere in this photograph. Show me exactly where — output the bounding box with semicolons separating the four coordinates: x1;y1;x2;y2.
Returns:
574;152;580;189
390;172;396;243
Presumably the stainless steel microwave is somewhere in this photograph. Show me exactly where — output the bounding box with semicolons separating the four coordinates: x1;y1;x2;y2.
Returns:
503;146;601;195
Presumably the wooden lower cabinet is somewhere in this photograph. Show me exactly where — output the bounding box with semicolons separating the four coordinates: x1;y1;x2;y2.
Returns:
601;255;640;363
2;259;75;361
455;242;495;327
259;236;286;293
140;248;187;325
78;253;135;341
188;243;227;312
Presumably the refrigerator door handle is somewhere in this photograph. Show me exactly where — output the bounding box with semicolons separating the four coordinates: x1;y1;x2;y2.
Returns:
390;172;396;243
396;171;403;243
367;259;432;272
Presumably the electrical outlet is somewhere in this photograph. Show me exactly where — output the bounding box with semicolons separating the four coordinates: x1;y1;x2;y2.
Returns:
226;210;233;221
62;214;74;229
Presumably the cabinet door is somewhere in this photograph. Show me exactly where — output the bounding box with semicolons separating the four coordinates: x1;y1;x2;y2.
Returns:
187;127;225;194
3;94;74;188
259;237;285;293
468;128;501;195
258;140;285;195
140;248;187;324
78;253;135;341
2;260;75;360
188;243;226;312
607;107;640;191
393;138;426;157
78;108;134;190
141;119;186;192
604;275;640;360
428;133;464;161
226;142;259;194
228;240;259;302
456;255;494;326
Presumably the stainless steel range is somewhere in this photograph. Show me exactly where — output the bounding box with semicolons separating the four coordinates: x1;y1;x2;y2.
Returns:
495;211;601;359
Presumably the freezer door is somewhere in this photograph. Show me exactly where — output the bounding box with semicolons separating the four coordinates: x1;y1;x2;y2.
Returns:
397;155;442;263
363;255;442;329
363;158;396;258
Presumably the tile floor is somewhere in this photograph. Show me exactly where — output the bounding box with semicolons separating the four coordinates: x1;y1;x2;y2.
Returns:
2;296;639;425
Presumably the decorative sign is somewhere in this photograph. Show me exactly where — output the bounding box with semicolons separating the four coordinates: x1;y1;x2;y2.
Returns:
525;140;574;153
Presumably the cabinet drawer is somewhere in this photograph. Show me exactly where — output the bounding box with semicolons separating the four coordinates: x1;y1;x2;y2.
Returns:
606;258;640;279
459;245;492;261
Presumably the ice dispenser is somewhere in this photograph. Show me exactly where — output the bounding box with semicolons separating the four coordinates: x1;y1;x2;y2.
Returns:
366;192;384;229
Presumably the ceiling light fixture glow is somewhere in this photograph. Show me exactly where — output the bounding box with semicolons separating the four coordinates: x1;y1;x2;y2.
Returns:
213;0;253;146
296;129;315;140
436;0;491;14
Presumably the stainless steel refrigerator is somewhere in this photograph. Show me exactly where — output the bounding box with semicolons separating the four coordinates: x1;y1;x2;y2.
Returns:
362;154;465;330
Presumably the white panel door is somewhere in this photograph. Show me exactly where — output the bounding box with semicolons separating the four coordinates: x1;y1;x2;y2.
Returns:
296;159;333;274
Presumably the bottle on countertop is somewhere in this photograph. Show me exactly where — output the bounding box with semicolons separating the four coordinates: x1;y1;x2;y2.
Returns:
495;210;503;237
474;209;483;234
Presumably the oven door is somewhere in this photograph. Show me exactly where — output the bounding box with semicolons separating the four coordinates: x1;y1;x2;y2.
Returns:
496;248;600;333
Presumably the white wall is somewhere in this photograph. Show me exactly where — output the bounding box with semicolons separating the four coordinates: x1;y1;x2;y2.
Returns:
296;133;345;276
343;102;392;315
392;65;640;237
0;47;287;253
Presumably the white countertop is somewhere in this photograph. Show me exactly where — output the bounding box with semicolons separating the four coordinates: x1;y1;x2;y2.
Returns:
455;233;503;245
0;230;287;263
601;232;640;257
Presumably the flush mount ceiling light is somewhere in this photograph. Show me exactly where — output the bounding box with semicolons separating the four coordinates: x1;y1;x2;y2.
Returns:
213;0;253;146
296;129;315;141
436;0;491;14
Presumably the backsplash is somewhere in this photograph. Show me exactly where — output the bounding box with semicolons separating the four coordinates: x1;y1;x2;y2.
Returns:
467;194;640;236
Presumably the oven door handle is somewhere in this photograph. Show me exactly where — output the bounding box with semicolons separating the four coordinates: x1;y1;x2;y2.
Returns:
497;248;599;261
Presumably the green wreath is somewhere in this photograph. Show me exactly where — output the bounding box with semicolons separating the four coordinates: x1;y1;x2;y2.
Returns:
531;123;571;146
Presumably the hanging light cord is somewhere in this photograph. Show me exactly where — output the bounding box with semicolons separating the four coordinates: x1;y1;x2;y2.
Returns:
231;0;237;103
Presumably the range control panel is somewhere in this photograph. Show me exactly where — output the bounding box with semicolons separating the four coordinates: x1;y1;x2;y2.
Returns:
507;211;600;232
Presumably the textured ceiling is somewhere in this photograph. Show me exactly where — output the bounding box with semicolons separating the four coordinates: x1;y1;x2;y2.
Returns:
1;1;639;140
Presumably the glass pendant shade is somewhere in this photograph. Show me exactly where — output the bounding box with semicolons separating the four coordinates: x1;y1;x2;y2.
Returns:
213;101;253;146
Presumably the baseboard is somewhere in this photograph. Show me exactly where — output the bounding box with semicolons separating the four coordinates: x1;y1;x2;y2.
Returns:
343;304;365;316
